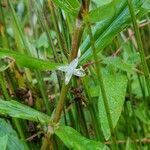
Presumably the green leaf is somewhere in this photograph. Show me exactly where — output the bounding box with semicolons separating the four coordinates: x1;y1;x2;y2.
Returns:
0;135;8;150
0;118;25;150
0;99;51;124
0;48;61;71
137;0;150;18
53;0;80;15
131;74;149;98
80;0;144;63
55;126;109;150
142;0;150;10
36;32;49;48
89;0;117;23
92;0;112;7
135;103;150;125
102;56;134;73
89;85;100;97
98;72;128;140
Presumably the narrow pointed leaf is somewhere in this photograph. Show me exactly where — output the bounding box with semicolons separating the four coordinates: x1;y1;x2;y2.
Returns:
0;119;25;150
53;0;80;15
0;48;61;71
80;0;144;63
0;99;51;124
55;126;109;150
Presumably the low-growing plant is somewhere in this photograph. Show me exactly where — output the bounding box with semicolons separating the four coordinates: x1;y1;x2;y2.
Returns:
0;0;150;150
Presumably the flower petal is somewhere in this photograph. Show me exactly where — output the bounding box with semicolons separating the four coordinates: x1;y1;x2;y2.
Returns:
73;68;85;77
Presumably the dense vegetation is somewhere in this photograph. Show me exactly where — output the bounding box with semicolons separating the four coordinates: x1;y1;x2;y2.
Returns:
0;0;150;149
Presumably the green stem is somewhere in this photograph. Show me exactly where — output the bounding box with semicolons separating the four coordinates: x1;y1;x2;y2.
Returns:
86;22;117;147
48;1;68;58
127;0;150;97
34;0;63;90
53;84;69;122
34;0;60;63
0;73;10;100
35;71;51;115
7;0;30;54
58;8;71;52
53;8;85;124
83;78;104;141
42;1;90;149
41;1;87;148
76;101;89;138
126;79;141;149
0;2;10;48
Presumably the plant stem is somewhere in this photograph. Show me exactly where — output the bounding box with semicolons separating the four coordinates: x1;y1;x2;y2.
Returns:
83;78;104;141
34;0;63;90
53;84;70;122
53;0;88;124
127;0;150;97
0;73;10;100
35;71;51;115
0;2;10;48
53;17;84;122
7;0;29;54
86;21;118;147
76;101;89;137
33;0;60;63
125;79;140;149
47;0;68;58
41;1;88;149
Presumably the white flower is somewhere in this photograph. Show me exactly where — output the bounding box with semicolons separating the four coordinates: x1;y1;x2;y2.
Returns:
58;57;85;85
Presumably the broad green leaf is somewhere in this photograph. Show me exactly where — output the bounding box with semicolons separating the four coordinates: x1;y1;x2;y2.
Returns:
98;72;128;140
0;99;51;124
55;126;109;150
80;0;144;63
0;48;61;71
102;56;134;73
89;0;117;23
0;135;8;150
53;0;80;15
0;118;25;150
135;103;150;125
